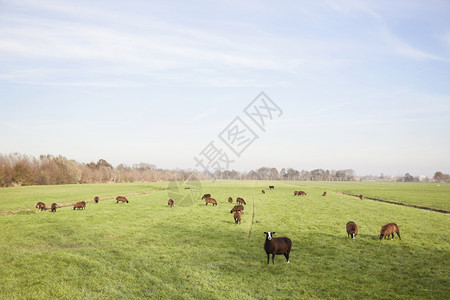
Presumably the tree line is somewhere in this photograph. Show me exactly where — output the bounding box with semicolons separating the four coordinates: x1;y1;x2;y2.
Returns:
0;153;207;187
0;153;447;187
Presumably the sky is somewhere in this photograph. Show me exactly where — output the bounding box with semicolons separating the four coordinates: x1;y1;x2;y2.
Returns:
0;0;449;177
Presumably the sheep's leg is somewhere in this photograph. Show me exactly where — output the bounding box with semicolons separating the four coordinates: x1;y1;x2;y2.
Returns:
397;232;401;240
267;254;270;264
272;254;275;264
284;252;290;263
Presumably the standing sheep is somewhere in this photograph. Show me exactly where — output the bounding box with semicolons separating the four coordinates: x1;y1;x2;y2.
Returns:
378;223;401;240
234;211;241;224
264;232;292;264
116;196;129;203
236;197;246;205
346;221;359;239
35;202;47;211
230;205;244;214
73;201;86;210
205;198;217;206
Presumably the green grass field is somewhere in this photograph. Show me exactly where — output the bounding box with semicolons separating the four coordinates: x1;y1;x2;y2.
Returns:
287;181;450;212
0;181;449;299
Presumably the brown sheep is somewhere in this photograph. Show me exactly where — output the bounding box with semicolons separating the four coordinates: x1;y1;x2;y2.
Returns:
264;232;292;264
202;194;211;200
294;191;299;196
346;221;359;239
322;192;327;196
94;196;99;203
168;199;174;207
269;185;275;190
359;194;364;200
35;202;47;211
236;197;246;205
228;197;233;203
73;201;86;210
205;198;217;206
50;203;57;212
234;211;241;224
298;191;307;196
262;190;265;194
116;196;129;203
379;223;401;241
230;205;244;214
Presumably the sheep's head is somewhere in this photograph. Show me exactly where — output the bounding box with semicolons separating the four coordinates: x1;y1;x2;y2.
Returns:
264;232;276;241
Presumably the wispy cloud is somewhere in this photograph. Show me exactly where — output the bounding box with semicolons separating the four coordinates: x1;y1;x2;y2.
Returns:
0;1;362;87
381;28;450;62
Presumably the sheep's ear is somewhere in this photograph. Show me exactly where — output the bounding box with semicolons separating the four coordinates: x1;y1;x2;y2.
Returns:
272;232;276;235
264;232;267;234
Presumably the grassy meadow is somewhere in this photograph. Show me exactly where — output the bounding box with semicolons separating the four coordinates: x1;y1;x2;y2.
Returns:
0;181;449;299
290;181;450;212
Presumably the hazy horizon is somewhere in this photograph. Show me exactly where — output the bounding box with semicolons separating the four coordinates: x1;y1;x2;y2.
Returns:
1;1;449;178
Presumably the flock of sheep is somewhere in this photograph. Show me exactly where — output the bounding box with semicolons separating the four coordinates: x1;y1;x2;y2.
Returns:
34;195;130;212
168;193;246;224
177;185;401;264
34;185;401;265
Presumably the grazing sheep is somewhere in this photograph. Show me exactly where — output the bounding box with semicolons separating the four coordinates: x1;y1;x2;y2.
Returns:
236;197;246;205
379;223;401;241
50;203;57;212
228;197;233;203
262;190;265;194
294;191;299;196
230;205;244;214
94;196;99;203
234;211;241;224
35;202;47;211
73;201;86;210
346;221;359;239
202;194;211;200
205;198;217;206
264;232;292;264
269;185;275;190
322;192;327;196
359;194;364;200
298;191;307;196
116;196;129;203
168;199;174;207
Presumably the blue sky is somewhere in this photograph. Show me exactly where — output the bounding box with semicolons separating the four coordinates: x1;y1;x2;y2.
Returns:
0;0;449;176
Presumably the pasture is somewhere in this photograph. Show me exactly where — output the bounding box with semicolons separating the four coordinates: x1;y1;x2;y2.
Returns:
0;181;449;299
292;181;450;212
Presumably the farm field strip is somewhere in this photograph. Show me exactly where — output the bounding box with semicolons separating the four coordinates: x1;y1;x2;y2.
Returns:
278;181;450;212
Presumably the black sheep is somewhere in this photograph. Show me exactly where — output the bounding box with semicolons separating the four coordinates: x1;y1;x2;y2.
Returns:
264;232;292;264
